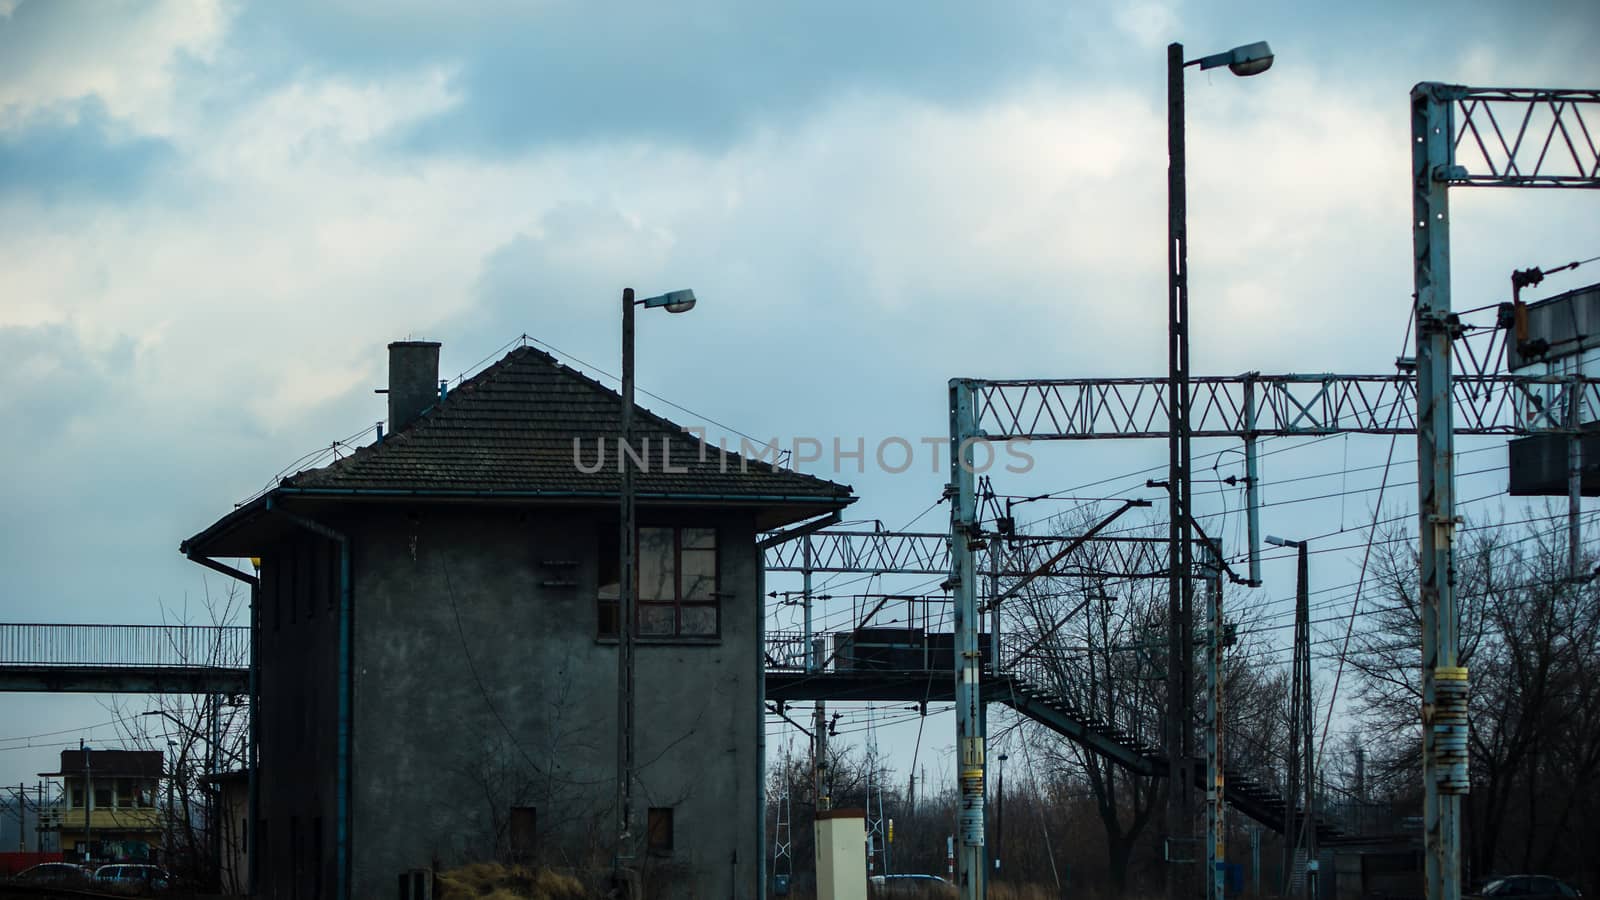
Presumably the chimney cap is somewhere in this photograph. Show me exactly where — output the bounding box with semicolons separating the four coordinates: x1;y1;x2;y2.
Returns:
388;340;441;350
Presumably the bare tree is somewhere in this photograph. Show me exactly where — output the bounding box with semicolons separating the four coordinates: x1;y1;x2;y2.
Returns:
1350;517;1600;890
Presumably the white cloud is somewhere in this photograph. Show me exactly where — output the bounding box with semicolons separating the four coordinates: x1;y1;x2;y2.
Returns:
1113;0;1181;50
0;0;228;134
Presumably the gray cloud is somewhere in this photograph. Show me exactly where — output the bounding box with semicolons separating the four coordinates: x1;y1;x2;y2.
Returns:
0;99;178;201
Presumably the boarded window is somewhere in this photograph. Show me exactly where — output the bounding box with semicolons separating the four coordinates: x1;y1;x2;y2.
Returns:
646;807;673;855
509;806;537;859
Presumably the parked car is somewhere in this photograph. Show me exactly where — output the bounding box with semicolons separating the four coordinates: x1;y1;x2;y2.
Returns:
1468;875;1583;900
15;861;93;885
92;863;172;894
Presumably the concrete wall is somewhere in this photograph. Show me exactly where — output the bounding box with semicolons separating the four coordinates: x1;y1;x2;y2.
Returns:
342;504;764;898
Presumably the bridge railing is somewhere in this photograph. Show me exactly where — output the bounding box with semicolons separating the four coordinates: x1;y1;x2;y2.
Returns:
766;630;814;671
0;624;248;669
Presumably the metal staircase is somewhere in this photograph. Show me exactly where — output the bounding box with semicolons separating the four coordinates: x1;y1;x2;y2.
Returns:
995;657;1347;843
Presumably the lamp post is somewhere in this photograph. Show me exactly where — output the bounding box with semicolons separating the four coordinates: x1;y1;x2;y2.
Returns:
994;752;1007;882
1266;535;1315;900
81;743;92;865
615;287;696;896
1166;39;1273;900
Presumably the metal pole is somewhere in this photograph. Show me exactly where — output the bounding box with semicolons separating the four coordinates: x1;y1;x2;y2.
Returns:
996;753;1006;882
802;536;814;671
1411;83;1465;900
83;743;91;864
1166;41;1196;898
1204;543;1225;900
616;287;638;892
949;378;985;900
1569;366;1583;578
990;543;1001;673
1298;543;1316;900
1244;376;1263;586
813;639;828;813
1284;548;1301;898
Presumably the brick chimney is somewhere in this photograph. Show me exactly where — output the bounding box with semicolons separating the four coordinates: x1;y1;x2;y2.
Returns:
387;341;441;433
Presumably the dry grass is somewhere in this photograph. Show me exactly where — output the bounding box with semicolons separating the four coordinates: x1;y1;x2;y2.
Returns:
435;861;591;900
987;884;1058;900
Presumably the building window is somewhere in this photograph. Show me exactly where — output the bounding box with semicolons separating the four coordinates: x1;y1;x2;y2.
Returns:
646;807;674;855
599;526;718;638
509;806;536;859
94;785;112;809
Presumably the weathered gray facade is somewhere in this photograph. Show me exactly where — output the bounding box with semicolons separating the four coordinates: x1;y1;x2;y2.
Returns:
183;341;853;898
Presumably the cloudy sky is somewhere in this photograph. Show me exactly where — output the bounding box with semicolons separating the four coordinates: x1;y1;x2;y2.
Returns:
3;0;1599;789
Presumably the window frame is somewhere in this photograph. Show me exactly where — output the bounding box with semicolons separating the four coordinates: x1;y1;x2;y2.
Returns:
598;525;721;642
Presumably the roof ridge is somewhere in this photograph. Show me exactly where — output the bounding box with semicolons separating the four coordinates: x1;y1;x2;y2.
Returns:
278;337;853;499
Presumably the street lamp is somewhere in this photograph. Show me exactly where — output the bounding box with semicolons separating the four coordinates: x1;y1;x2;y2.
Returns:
1189;41;1274;77
1266;535;1316;900
615;287;696;895
1167;39;1274;900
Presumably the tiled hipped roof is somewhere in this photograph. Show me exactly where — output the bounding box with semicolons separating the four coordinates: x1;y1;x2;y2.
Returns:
283;346;854;504
54;749;163;778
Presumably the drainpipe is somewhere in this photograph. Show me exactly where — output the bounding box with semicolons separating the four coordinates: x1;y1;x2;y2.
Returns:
268;500;353;900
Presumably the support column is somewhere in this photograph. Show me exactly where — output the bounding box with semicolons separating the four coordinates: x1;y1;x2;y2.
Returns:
1244;375;1263;586
803;537;815;670
948;378;985;900
1204;543;1225;900
1411;83;1465;900
813;639;829;813
1166;42;1198;898
1569;370;1583;578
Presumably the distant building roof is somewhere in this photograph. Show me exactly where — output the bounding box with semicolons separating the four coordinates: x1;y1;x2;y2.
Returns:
48;749;162;778
183;343;854;555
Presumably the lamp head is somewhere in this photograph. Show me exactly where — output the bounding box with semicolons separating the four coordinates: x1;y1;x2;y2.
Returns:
1194;41;1274;77
1265;534;1296;548
640;289;697;314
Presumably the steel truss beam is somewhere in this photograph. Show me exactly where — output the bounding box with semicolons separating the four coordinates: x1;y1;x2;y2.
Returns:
1443;87;1600;188
967;372;1600;440
763;530;1174;580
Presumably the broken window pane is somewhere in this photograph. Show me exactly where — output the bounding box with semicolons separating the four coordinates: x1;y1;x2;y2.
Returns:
639;604;675;636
